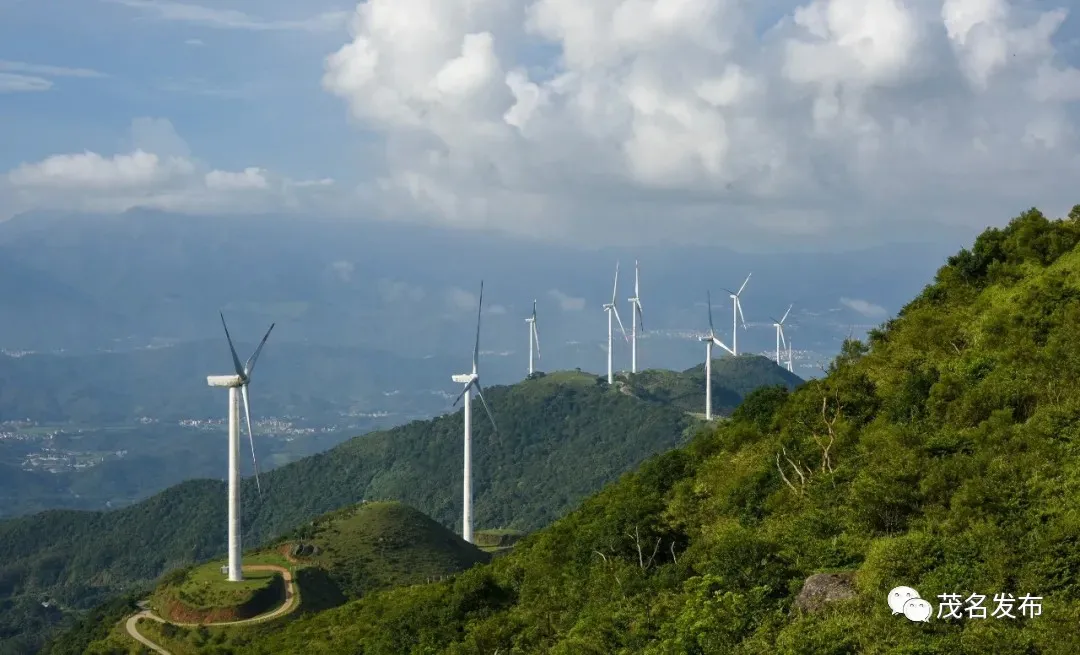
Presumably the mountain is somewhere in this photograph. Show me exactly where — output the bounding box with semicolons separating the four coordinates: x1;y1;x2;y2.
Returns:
0;209;952;366
628;355;804;414
4;368;734;653
126;205;1080;653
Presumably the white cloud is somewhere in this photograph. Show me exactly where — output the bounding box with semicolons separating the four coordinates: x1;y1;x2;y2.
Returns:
548;288;586;311
377;278;426;302
486;304;507;315
322;0;1080;247
205;167;269;190
184;38;205;46
329;260;354;281
0;61;107;94
2;118;319;216
839;297;888;318
0;73;52;93
446;286;479;311
105;0;349;32
0;60;107;78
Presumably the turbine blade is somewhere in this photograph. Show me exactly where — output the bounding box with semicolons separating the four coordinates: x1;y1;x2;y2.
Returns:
473;281;483;371
611;261;620;305
533;322;541;361
244;323;275;377
241;384;261;495
452;382;470;407
634;260;639;297
707;291;715;330
220;312;244;377
779;326;787;350
712;336;733;354
613;306;629;342
736;273;751;296
737;299;746;329
636;303;644;333
474;383;499;437
780;304;792;324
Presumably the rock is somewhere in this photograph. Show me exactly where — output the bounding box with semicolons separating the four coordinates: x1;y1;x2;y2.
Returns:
794;572;857;613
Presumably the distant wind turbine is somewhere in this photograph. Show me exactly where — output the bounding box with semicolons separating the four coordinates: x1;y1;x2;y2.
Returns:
770;304;793;366
603;261;630;384
786;339;794;372
700;291;734;421
206;313;274;582
627;260;644;373
451;281;500;544
722;273;751;356
525;300;540;376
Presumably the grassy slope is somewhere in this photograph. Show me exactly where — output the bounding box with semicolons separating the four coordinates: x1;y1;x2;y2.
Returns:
10;372;713;652
227;206;1080;654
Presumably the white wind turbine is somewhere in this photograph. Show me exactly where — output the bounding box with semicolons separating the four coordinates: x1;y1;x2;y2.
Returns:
525;299;540;376
700;291;734;421
722;273;751;355
770;304;793;366
602;262;630;384
786;339;795;372
451;281;500;544
206;313;274;582
627;260;644;373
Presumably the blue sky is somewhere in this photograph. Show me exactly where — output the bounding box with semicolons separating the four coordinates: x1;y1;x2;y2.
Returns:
1;0;1078;250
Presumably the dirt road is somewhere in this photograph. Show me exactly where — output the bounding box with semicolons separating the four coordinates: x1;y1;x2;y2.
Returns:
124;564;297;654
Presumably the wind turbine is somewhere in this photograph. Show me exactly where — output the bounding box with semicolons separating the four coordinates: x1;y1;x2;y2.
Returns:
770;304;793;366
627;260;644;373
700;291;734;421
451;281;500;544
603;262;630;384
786;339;795;372
722;273;751;355
525;300;540;376
206;313;274;582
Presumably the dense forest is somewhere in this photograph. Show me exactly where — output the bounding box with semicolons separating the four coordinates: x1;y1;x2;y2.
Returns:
69;205;1080;654
2;361;801;654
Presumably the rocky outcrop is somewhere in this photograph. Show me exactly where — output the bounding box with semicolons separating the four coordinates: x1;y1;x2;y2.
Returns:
793;572;857;613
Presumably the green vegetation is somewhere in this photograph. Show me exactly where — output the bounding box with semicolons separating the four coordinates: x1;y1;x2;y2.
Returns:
629;355;803;415
273;501;489;600
10;369;762;653
154;562;281;622
142;204;1080;654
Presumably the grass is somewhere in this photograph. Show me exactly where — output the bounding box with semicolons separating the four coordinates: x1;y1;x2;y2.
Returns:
165;561;278;611
278;500;489;598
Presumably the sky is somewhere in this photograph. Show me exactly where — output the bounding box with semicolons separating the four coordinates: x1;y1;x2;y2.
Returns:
1;0;1078;250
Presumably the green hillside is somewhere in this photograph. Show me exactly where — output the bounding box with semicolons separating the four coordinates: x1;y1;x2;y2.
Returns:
8;370;749;653
273;501;490;600
629;354;803;415
165;205;1080;654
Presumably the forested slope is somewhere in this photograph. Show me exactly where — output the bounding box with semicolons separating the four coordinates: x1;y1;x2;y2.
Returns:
5;372;700;653
205;206;1080;654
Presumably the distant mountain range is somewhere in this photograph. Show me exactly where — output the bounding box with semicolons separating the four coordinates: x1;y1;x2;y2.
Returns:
0;210;953;367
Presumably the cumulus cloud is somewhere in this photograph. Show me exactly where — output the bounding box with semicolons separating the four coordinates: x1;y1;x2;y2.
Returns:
2;118;323;216
322;0;1080;246
840;297;889;318
548;288;586;311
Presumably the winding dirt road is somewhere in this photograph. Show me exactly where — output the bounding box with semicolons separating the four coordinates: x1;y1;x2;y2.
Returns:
124;564;297;654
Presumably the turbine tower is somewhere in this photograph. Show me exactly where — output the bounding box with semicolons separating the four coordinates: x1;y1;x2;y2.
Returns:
525;300;540;376
451;281;500;544
770;304;793;366
627;260;644;373
700;291;734;420
602;261;630;384
722;273;751;355
206;313;274;582
786;339;794;372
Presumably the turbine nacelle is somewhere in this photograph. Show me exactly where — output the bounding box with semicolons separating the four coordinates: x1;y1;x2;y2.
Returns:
207;375;244;388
